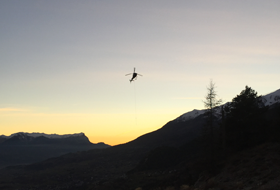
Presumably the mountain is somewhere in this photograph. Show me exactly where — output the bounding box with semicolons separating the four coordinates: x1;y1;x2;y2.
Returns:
0;88;279;190
262;88;280;106
176;88;280;122
1;132;95;146
0;132;110;168
122;113;207;149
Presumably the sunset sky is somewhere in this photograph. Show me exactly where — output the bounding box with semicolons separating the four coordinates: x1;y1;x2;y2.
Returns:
1;1;280;145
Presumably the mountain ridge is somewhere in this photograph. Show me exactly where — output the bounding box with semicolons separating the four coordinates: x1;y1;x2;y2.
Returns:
0;132;110;169
176;88;280;122
1;132;87;140
118;88;280;151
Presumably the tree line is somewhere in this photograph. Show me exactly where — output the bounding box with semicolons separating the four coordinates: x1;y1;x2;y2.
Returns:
203;81;280;156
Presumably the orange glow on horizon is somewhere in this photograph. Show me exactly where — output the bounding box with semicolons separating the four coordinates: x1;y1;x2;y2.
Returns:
0;112;179;146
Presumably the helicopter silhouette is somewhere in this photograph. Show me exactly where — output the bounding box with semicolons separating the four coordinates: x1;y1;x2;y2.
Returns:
125;68;142;82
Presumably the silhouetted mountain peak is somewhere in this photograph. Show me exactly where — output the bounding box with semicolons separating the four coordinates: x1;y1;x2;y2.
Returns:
7;132;86;139
0;132;107;147
13;132;34;140
0;132;110;168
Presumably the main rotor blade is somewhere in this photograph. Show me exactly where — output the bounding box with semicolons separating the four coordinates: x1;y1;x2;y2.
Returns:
125;73;132;76
137;74;143;76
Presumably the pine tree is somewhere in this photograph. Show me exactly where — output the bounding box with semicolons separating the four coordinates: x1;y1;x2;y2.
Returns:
203;80;222;155
225;86;267;150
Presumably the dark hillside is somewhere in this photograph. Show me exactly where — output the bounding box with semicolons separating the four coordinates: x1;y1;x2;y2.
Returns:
97;142;280;190
0;145;147;190
122;114;206;149
0;115;207;189
0;133;110;169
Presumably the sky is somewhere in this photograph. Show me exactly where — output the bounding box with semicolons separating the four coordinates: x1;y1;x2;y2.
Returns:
1;0;280;145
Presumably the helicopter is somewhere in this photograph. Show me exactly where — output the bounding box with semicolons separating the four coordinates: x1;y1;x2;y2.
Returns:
125;67;142;82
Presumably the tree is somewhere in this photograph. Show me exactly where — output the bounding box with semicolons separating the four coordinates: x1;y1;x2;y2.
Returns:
225;86;267;150
203;80;222;154
203;80;223;136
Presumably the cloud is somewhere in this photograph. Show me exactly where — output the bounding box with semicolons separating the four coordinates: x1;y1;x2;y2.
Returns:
0;108;27;112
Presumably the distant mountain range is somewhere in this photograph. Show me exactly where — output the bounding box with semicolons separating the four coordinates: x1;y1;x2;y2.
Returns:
1;132;87;139
0;132;102;146
0;132;110;168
